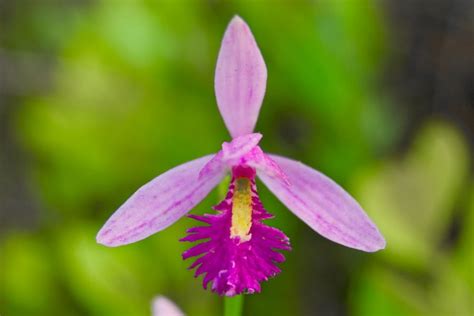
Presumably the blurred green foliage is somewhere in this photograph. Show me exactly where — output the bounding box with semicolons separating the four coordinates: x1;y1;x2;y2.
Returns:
1;1;472;315
351;121;472;316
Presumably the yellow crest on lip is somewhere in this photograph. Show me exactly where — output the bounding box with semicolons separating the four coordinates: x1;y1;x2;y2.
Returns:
230;177;253;242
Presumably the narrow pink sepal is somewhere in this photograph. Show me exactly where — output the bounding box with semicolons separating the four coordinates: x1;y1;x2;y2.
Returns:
258;155;386;252
97;155;225;247
152;296;184;316
215;16;267;138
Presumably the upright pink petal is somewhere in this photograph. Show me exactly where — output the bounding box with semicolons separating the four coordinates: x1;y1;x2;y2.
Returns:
215;16;267;138
199;133;262;179
97;155;226;247
257;155;385;252
152;296;184;316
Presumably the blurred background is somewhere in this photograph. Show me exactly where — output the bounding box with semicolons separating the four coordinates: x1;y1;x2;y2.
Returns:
1;0;473;315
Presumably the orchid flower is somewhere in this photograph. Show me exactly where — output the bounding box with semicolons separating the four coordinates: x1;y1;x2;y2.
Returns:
152;296;184;316
97;15;385;296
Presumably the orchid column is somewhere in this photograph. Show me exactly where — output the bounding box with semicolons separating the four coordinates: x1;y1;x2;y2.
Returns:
97;16;385;297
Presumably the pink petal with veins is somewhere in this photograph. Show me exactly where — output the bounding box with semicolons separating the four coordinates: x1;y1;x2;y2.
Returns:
97;155;226;247
215;16;267;138
257;155;386;252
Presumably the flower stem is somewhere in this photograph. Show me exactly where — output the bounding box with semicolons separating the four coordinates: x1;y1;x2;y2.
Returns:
224;295;243;316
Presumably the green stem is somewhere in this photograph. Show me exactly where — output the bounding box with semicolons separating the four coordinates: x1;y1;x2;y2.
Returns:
224;295;244;316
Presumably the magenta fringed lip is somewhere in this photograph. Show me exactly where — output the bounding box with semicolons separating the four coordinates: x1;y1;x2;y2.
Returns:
181;166;290;296
97;16;385;297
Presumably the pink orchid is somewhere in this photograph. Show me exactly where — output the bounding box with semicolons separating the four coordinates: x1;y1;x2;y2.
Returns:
97;16;385;296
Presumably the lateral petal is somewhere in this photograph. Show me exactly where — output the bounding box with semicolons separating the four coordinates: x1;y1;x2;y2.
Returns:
97;155;226;247
257;155;385;252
